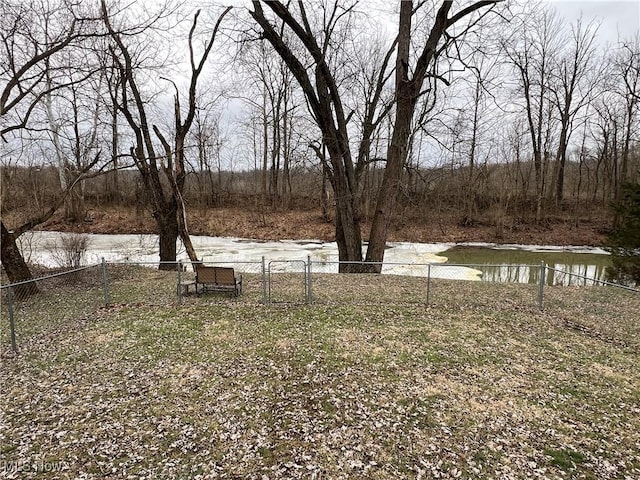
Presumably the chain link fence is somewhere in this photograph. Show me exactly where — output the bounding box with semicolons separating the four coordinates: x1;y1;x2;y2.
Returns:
2;258;638;354
106;262;185;306
1;263;107;354
310;260;430;305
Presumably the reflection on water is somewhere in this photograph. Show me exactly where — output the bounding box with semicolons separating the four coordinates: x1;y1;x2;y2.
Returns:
443;246;611;286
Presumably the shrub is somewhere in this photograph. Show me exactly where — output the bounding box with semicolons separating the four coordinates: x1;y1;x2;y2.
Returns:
47;233;91;268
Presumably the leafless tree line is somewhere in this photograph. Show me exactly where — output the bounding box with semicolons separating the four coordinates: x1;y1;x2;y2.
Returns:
1;0;639;286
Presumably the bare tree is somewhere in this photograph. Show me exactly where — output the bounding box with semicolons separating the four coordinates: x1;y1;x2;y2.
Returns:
613;36;640;195
190;104;224;206
504;5;562;221
250;0;504;272
250;1;379;270
0;0;107;288
102;1;231;268
0;1;107;135
548;16;600;205
44;62;108;221
586;35;640;209
443;41;502;226
237;31;313;212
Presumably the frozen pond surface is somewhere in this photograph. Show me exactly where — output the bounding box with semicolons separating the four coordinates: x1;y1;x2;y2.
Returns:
22;231;610;283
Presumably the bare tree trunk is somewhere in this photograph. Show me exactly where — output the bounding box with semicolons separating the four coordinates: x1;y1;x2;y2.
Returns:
250;0;500;271
367;1;500;268
463;77;482;225
1;220;38;298
269;96;281;207
328;151;364;272
618;40;640;192
364;1;414;270
177;201;198;264
554;116;569;204
261;87;269;205
333;202;363;273
106;104;120;204
103;2;230;267
65;173;85;221
282;88;292;208
156;209;179;270
321;161;331;222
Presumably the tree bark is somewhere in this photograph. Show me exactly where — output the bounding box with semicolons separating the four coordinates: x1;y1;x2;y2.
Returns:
366;0;449;269
328;150;364;270
156;208;179;270
1;220;38;298
364;2;414;272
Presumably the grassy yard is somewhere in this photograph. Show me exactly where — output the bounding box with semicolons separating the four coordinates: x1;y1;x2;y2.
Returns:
1;274;639;479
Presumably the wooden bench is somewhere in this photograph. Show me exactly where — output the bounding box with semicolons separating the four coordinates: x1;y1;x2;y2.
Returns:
195;265;242;296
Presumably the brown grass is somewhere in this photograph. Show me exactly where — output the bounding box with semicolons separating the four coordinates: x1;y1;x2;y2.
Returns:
1;269;638;479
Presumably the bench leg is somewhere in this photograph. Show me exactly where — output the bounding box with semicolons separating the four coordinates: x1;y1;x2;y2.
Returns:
181;282;196;296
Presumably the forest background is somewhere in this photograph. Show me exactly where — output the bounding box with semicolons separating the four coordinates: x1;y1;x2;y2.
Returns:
1;0;639;282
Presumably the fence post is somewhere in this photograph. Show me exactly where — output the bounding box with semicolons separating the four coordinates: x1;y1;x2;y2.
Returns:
538;261;545;310
101;257;111;306
177;260;183;305
261;256;267;304
7;286;17;354
426;264;431;305
307;255;312;304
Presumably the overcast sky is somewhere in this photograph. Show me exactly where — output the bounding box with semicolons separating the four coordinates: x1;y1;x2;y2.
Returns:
546;0;639;45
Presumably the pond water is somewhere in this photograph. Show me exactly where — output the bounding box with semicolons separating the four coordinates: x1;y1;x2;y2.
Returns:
442;244;611;286
22;231;610;285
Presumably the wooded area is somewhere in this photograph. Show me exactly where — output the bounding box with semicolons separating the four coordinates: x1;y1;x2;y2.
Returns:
2;0;639;285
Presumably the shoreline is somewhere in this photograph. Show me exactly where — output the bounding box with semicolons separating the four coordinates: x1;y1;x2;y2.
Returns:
30;229;612;253
34;205;610;248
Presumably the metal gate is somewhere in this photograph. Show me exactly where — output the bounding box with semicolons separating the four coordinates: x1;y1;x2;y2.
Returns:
267;260;308;304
